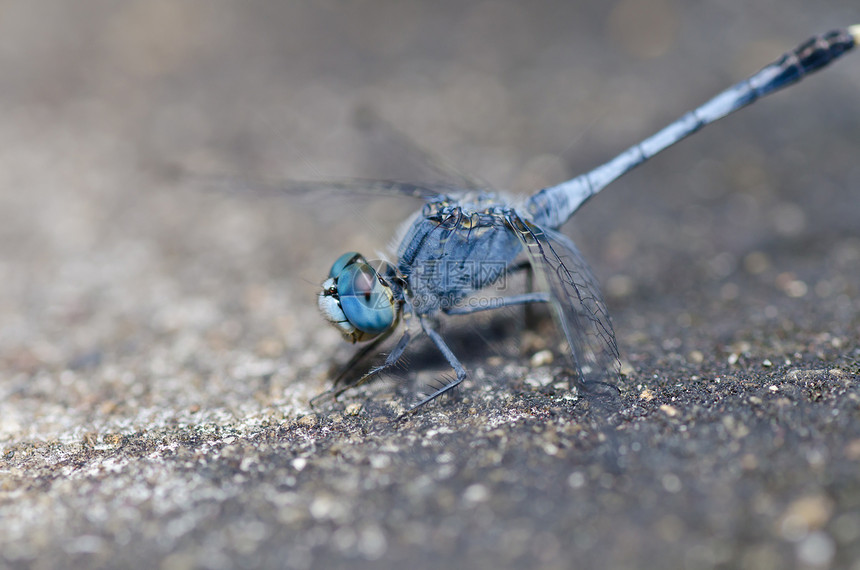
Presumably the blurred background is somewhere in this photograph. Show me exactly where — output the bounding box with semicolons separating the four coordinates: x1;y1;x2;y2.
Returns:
0;0;858;436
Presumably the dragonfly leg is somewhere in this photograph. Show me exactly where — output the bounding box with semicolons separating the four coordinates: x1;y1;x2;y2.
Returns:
443;292;549;315
311;329;412;407
331;327;395;387
405;317;468;411
502;259;540;327
504;258;532;277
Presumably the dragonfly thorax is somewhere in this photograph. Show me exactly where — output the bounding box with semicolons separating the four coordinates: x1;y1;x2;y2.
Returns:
318;252;401;343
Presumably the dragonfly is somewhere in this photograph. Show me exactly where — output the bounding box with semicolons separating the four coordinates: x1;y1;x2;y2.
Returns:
315;26;859;412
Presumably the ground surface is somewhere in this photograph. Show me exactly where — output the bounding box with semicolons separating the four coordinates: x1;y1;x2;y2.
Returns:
1;2;859;569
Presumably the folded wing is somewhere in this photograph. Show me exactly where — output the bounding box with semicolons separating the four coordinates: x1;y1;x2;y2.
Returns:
506;213;621;397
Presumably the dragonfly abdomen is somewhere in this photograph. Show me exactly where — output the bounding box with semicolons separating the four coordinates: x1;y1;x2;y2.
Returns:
525;26;858;231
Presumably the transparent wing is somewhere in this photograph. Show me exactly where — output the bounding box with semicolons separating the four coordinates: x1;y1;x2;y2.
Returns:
180;172;458;200
507;213;620;393
352;105;490;193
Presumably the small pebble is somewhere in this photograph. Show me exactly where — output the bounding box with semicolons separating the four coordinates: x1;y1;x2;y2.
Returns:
291;457;307;471
780;494;834;540
844;439;860;460
659;404;678;417
297;414;318;427
567;472;586;489
661;473;681;493
529;349;554;367
463;484;489;503
797;532;835;567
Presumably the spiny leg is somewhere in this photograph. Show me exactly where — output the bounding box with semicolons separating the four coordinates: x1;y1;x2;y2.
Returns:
311;329;411;407
404;317;470;411
523;260;538;328
331;327;395;387
443;292;549;315
336;330;412;396
503;258;531;277
500;259;540;327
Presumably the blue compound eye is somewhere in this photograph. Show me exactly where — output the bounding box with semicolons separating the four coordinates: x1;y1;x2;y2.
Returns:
329;252;363;279
336;262;396;335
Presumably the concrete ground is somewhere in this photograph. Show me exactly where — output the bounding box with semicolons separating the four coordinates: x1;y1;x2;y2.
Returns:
1;2;859;569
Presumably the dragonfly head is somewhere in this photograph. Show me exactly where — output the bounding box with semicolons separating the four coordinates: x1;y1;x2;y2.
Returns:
318;252;399;343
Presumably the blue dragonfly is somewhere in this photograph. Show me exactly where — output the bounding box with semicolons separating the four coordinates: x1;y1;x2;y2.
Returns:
315;27;859;412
